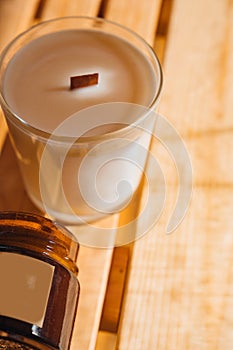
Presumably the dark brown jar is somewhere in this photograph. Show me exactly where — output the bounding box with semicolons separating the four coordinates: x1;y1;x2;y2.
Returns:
0;212;80;350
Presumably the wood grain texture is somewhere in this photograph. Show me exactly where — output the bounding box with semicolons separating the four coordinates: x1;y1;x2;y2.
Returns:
0;0;40;49
104;0;163;45
1;0;232;349
158;0;233;134
117;0;233;349
39;0;102;19
72;245;114;350
0;0;41;152
118;187;233;350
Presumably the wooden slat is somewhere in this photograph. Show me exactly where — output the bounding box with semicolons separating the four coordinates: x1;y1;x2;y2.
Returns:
187;131;233;186
117;187;233;350
2;1;233;350
117;0;233;349
94;2;166;347
154;0;174;63
72;245;114;350
158;0;233;134
0;0;40;49
104;0;163;45
39;0;102;19
0;0;41;152
99;247;130;333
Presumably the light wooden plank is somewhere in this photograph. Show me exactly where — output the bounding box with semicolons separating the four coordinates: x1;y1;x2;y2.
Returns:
104;0;163;45
148;127;233;188
93;1;167;348
4;2;233;350
40;0;102;19
0;0;40;152
0;0;40;49
118;186;233;350
117;0;233;349
72;245;114;350
186;131;233;186
158;0;233;134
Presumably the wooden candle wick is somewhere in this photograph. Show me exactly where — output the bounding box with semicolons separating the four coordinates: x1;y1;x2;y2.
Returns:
70;73;99;90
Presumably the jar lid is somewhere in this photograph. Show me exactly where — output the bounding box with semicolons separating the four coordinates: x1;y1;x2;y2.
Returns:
0;211;79;274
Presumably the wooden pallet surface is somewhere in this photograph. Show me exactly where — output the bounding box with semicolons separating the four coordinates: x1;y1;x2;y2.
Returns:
0;0;233;349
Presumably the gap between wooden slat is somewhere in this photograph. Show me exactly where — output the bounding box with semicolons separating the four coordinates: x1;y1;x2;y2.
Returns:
99;247;130;333
154;0;174;62
34;0;47;19
97;0;109;18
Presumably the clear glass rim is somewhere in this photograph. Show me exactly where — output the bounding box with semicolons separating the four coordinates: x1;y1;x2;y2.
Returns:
0;16;163;143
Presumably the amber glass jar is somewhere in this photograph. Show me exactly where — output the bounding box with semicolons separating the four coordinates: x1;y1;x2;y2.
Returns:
0;212;80;350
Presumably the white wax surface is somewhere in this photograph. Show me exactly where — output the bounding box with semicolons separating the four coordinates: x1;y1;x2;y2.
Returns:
3;29;156;134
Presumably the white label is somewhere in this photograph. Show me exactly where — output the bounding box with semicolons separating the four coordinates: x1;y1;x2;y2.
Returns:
0;252;54;328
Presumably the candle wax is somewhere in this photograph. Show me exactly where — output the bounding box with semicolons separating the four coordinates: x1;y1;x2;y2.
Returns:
3;29;156;135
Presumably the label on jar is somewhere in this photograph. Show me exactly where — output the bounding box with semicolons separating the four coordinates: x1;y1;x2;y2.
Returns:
0;252;54;328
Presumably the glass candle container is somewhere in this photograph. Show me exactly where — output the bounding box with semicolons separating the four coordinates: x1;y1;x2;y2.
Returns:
0;211;80;350
0;16;162;225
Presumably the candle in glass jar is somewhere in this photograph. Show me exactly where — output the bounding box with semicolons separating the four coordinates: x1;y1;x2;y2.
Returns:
1;20;162;224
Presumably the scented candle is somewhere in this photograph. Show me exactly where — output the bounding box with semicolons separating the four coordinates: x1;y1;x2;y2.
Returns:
0;17;162;224
0;211;80;350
